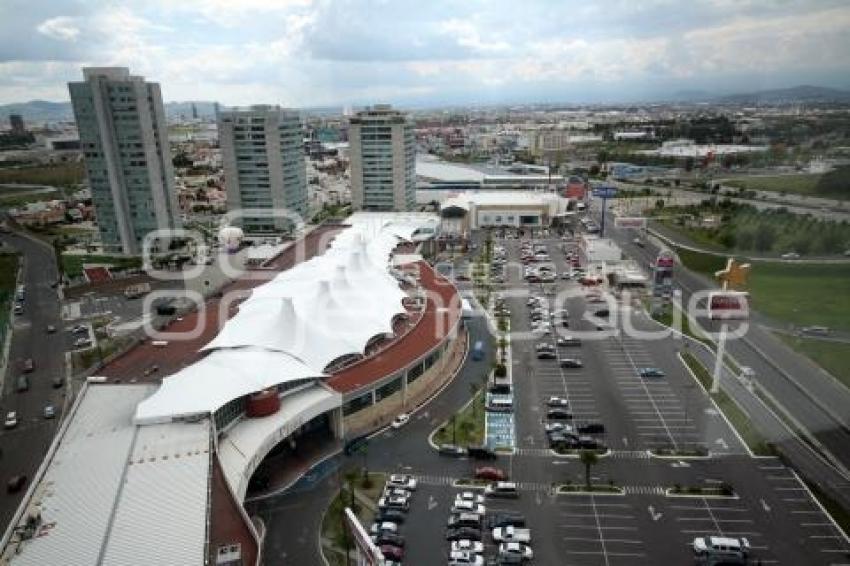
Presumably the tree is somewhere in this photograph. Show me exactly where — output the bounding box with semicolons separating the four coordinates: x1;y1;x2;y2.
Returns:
655;199;665;211
754;224;776;252
579;450;598;490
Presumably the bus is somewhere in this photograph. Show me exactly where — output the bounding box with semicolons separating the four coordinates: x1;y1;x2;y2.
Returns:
471;341;485;361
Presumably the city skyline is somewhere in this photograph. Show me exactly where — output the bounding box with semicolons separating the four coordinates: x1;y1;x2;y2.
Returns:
1;1;849;107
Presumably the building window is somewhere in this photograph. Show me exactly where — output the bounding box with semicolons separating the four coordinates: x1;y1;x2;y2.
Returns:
375;377;402;402
343;392;373;416
406;361;424;383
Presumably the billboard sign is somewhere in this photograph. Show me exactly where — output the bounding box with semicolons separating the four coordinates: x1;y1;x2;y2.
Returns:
652;250;675;297
614;216;647;229
345;507;384;566
592;186;618;199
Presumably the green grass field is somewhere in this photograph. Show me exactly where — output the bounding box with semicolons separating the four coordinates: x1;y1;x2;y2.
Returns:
675;248;850;332
0;162;85;190
61;254;142;279
777;333;850;391
724;173;823;197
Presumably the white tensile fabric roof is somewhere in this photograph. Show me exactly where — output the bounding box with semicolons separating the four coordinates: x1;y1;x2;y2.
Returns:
133;213;437;424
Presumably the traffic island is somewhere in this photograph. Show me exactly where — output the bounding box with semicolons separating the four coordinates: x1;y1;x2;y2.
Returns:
319;471;387;566
666;482;738;499
556;482;625;496
649;446;710;459
452;478;491;489
550;447;611;459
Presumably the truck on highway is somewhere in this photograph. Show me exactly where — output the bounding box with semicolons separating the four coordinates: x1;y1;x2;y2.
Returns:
491;525;531;543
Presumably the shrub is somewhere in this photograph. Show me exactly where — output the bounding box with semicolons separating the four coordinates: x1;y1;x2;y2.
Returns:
494;364;507;378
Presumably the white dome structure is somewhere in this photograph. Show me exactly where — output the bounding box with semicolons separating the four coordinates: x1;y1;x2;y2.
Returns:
218;225;244;253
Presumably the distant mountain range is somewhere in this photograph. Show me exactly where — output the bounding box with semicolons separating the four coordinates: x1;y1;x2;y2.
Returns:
2;84;850;124
0;100;220;124
667;85;850;104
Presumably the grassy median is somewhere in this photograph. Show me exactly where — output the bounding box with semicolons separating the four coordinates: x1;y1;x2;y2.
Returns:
433;389;486;447
680;352;775;456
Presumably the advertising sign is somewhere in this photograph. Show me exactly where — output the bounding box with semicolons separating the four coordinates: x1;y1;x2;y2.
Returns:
614;216;647;229
652;250;675;297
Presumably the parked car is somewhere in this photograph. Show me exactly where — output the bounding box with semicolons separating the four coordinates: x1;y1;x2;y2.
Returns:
16;375;29;393
451;500;485;515
447;513;483;530
51;376;65;389
378;495;409;510
455;491;485;505
485;482;519;499
577;422;606;434
475;467;507;481
499;542;534;561
491;526;532;543
547;396;569;408
45;325;57;334
487;512;526;529
546;408;573;421
74;337;92;349
21;358;34;373
380;544;404;561
577;435;602;449
43;405;55;419
536;350;557;360
439;444;468;457
559;358;583;369
467;445;498;460
390;413;410;429
387;474;417;490
451;539;484;554
71;324;88;334
637;367;665;378
4;412;17;429
369;521;398;535
448;550;485;565
373;532;405;548
544;422;574;435
6;475;26;493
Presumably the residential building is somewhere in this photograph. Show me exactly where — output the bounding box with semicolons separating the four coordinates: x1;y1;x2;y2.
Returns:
9;114;25;135
217;105;307;233
68;67;181;254
349;105;415;211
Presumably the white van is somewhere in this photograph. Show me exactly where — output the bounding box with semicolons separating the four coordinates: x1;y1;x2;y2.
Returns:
693;536;749;564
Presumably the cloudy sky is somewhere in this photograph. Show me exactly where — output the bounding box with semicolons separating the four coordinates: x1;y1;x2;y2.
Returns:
1;0;849;107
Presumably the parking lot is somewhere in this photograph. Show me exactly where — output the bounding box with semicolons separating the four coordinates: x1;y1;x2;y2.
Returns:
366;229;848;566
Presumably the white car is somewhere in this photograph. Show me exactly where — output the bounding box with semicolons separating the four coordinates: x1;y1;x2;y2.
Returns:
378;495;409;510
4;411;17;429
451;539;484;554
547;396;569;408
390;413;410;429
499;542;534;560
369;521;398;535
448;550;484;565
387;474;417;490
781;252;801;260
454;491;485;505
383;487;411;501
451;500;485;515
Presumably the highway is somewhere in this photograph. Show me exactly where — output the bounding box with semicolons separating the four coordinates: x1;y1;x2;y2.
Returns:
0;231;65;529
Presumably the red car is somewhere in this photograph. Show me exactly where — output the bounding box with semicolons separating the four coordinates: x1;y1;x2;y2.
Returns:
380;544;404;561
475;467;507;481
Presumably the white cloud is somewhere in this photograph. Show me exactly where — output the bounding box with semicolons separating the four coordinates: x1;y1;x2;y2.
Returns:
36;16;80;42
438;18;510;54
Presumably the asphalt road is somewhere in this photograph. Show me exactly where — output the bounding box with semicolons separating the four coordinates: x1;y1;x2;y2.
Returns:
0;231;65;530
